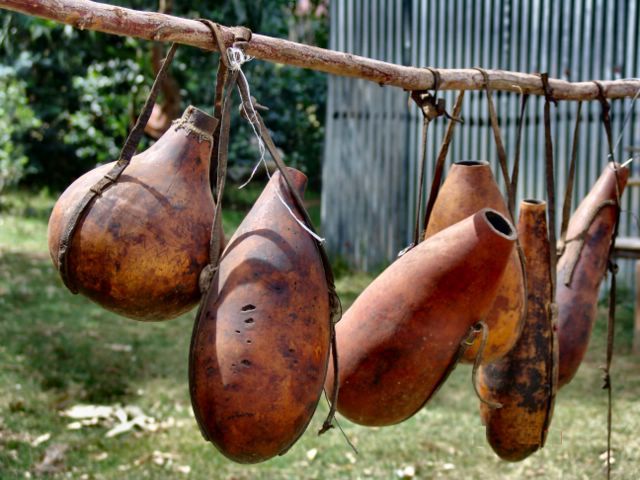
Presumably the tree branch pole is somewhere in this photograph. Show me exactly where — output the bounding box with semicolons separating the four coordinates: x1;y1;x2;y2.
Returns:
2;0;640;100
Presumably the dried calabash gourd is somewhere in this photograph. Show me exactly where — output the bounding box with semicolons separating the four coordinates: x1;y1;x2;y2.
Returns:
478;199;557;461
424;160;525;363
48;106;221;321
326;209;516;426
189;168;331;464
557;162;628;388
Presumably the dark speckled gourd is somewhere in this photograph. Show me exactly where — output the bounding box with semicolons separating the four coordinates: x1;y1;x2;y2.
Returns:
189;168;330;464
47;106;220;321
478;199;557;461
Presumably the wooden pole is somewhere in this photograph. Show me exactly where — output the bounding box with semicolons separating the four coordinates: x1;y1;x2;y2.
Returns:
2;0;640;100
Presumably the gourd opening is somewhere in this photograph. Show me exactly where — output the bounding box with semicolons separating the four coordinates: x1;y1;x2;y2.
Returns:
485;210;514;237
455;160;489;166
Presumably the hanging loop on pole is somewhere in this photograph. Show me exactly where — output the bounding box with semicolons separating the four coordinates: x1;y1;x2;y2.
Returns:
197;19;252;67
404;68;463;253
593;81;614;157
540;72;558;105
198;19;251;187
410;68;463;123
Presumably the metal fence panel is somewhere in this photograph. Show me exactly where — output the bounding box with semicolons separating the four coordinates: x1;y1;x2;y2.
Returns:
322;0;640;285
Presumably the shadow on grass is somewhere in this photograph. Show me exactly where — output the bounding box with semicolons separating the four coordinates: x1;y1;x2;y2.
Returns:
1;243;636;408
0;250;193;404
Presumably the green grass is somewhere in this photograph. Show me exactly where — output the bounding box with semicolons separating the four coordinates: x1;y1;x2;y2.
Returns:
1;190;639;479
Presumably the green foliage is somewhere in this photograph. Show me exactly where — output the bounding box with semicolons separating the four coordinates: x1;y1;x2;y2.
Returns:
0;1;329;191
64;58;146;165
1;12;148;188
0;68;41;194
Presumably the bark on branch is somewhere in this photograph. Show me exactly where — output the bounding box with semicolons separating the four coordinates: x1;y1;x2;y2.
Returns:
2;0;640;100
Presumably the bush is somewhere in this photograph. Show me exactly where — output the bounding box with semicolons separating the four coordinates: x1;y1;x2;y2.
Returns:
0;1;329;192
0;67;41;194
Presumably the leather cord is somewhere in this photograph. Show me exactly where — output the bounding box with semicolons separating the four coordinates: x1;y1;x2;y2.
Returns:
474;68;514;217
198;20;231;189
510;94;530;215
407;67;463;251
594;80;620;480
540;73;558;297
422;90;465;236
559;101;583;255
204;67;239;285
475;70;529;390
410;69;441;247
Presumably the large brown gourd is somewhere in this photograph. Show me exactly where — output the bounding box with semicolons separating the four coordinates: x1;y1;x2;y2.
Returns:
189;168;330;463
478;199;557;461
326;209;516;426
557;162;628;388
424;160;525;363
48;106;220;321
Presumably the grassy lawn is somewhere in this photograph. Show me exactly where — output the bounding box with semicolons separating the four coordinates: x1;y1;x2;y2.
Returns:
1;189;639;479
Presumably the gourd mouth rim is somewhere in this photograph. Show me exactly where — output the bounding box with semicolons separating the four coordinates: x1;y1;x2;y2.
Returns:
522;198;546;205
455;160;490;167
482;208;517;240
182;105;217;134
184;104;215;119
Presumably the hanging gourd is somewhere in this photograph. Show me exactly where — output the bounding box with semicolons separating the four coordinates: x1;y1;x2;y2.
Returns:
477;199;557;461
326;209;516;426
557;162;629;388
424;160;526;363
47;105;221;321
189;168;331;463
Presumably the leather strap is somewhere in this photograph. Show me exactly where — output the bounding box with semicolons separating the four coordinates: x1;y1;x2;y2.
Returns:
474;71;529;400
197;19;252;67
594;81;615;158
594;80;620;480
206;68;239;280
559;101;583;255
189;49;241;443
198;20;230;190
510;94;529;214
410;87;443;247
422;91;465;237
474;68;513;217
540;73;558;296
57;43;179;292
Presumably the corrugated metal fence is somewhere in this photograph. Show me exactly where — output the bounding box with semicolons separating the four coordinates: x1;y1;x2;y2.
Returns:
322;0;640;285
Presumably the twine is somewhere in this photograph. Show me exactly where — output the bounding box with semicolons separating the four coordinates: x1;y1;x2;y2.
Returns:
229;46;325;244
